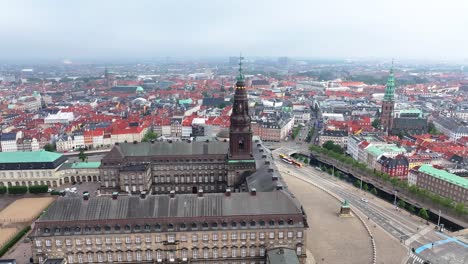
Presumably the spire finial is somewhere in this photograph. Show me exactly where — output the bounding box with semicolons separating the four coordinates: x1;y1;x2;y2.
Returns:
237;53;244;81
390;58;394;73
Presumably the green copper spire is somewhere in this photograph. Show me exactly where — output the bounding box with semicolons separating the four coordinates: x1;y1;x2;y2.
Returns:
383;60;395;102
236;54;245;82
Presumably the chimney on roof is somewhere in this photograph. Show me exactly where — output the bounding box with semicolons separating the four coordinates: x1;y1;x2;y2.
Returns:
225;188;231;196
140;191;147;199
250;188;257;196
198;189;204;197
169;190;175;198
276;184;283;190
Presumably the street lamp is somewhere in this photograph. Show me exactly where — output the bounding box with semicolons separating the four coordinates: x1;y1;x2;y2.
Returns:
393;190;398;208
437;209;441;228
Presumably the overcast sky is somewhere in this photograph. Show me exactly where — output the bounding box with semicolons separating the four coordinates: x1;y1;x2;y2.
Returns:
0;0;467;62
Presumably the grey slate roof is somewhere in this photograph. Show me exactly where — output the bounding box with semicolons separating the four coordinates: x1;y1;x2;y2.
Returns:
38;191;301;222
112;141;228;158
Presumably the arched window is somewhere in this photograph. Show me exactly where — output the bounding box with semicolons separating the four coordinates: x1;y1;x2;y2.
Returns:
95;226;101;232
221;221;228;228
211;222;218;228
114;225;120;231
238;140;244;151
250;221;256;227
168;223;174;230
134;225;141;231
154;224;161;231
231;221;237;228
269;220;275;226
180;223;187;229
278;220;285;226
259;220;265;226
240;221;246;227
74;227;81;232
104;225;111;231
191;223;197;229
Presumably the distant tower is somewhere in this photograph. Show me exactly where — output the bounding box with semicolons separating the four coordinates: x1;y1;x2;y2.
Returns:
104;67;116;87
381;61;396;134
228;55;256;187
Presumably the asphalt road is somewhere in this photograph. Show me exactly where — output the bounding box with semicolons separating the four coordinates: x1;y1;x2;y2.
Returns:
275;147;468;264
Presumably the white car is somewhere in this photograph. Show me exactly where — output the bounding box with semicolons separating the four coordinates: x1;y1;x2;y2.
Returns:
71;187;77;192
361;198;368;203
65;188;70;192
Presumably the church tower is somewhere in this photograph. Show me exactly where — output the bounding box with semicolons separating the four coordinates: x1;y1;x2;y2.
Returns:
381;62;396;134
227;56;256;187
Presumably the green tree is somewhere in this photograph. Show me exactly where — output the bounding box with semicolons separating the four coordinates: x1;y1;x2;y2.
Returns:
397;200;406;209
78;148;87;162
370;188;378;196
0;186;6;194
408;205;416;214
202;91;209;97
28;185;49;194
228;86;234;92
142;131;158;142
428;123;441;135
418;208;429;220
43;143;55;152
371;118;381;129
353;180;361;188
8;186;28;194
220;86;226;92
455;203;467;215
363;184;369;192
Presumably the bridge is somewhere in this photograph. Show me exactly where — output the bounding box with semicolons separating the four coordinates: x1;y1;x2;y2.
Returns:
285;148;468;229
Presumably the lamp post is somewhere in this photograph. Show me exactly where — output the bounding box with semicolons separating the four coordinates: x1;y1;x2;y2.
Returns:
437;209;441;227
394;190;398;208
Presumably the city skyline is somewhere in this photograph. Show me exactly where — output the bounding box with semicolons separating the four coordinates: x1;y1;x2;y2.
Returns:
1;0;467;62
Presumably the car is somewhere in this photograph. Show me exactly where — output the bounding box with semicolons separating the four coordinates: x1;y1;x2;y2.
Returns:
361;198;368;203
65;188;70;192
71;187;77;192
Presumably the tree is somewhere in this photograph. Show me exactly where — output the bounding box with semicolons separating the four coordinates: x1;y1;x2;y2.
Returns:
142;131;158;142
220;86;226;92
8;186;28;194
428;123;441;135
228;86;234;92
0;186;6;194
78;148;87;162
322;141;343;154
455;203;467;215
408;205;416;214
363;184;369;192
371;118;381;129
28;185;48;194
397;200;406;209
43;143;55;152
202;91;209;97
418;208;429;220
353;180;361;188
370;188;378;196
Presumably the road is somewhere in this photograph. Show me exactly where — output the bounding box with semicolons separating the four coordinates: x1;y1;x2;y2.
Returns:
274;147;468;264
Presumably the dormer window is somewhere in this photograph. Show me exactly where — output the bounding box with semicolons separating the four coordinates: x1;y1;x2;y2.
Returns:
231;222;237;228
44;228;50;233
134;225;141;231
221;222;228;228
124;225;131;231
191;223;197;229
114;225;121;231
155;224;161;231
168;224;174;230
250;221;256;227
95;226;101;232
240;221;246;227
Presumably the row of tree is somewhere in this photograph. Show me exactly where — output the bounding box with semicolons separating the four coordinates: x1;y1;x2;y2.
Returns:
310;144;467;216
0;185;48;195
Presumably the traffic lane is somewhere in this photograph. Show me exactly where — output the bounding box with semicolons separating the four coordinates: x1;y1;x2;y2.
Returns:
299;165;443;247
285;163;416;240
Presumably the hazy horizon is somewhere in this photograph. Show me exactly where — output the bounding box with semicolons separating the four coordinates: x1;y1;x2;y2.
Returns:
1;0;467;62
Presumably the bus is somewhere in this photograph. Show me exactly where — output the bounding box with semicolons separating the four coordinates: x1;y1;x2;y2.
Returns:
291;160;303;168
279;154;293;164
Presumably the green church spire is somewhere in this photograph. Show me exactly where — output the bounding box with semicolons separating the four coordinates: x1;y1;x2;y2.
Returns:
383;60;395;102
236;54;245;82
